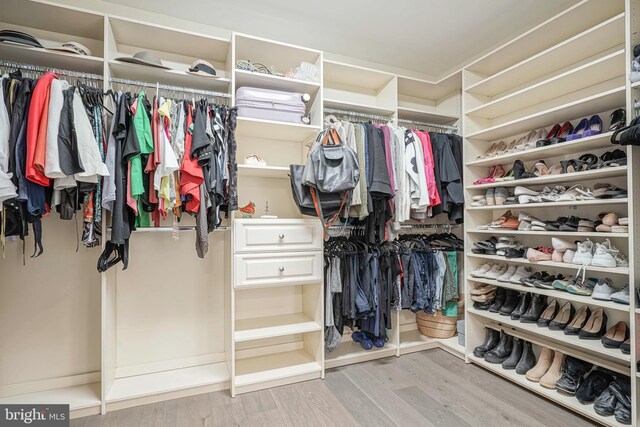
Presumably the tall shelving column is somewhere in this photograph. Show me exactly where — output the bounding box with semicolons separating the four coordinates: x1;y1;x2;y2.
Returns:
229;33;325;396
626;0;640;424
462;1;630;425
0;1;106;418
101;15;232;412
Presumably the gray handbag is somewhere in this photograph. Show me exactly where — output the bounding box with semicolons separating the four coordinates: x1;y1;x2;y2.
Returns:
303;129;360;193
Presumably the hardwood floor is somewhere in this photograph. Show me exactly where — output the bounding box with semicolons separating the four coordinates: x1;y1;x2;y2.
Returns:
72;349;595;427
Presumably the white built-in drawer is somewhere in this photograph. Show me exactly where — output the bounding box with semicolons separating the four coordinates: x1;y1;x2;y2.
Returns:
234;219;322;253
234;252;322;288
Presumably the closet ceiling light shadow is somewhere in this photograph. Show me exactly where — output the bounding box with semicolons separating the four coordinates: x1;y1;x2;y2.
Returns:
103;0;576;78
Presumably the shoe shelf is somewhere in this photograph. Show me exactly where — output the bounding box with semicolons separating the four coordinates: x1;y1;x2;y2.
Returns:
467;254;630;276
483;323;630;375
466;198;628;211
237;164;290;179
464;0;624;77
468;355;627;427
469;277;631;313
466;132;615;167
469;229;629;239
466;14;624;98
465;86;625;141
234;313;322;342
631;81;640;89
398;328;439;355
469;309;631;365
0;383;101;419
467;166;628;190
437;336;466;360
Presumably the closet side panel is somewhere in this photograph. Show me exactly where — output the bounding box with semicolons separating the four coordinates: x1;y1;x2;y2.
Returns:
0;218;101;386
114;235;226;372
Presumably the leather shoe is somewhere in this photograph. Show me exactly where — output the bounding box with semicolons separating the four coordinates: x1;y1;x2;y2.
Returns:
615;400;631;425
484;332;513;364
548;302;574;330
536;299;558;327
520;294;546;323
488;287;506;312
498;290;520;316
473;300;493;310
575;369;614;404
501;337;523;370
510;292;531;320
556;356;593;395
473;328;500;358
515;340;536;375
594;387;617;417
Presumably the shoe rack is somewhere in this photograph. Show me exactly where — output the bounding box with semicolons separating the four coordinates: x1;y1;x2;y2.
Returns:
463;0;636;425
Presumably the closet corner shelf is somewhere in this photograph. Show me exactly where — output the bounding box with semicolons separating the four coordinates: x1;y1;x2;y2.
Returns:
436;336;465;360
467;253;630;276
398;329;439;354
235;117;320;142
234;69;320;94
468;356;626;427
465;132;615;167
466;198;628;211
469;229;628;239
0;44;104;74
396;106;459;125
464;86;625;142
467;166;627;190
0;383;101;415
234;350;321;391
237;164;290;179
467;276;631;313
106;362;228;403
234;313;321;342
465;13;625;98
323;98;396;117
469;309;631;365
108;60;231;92
325;341;398;369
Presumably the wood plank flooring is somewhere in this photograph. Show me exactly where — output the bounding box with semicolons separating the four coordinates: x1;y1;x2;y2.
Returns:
72;349;595;427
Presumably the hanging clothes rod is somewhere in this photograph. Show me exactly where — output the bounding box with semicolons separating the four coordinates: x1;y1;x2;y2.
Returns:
324;107;393;123
107;226;229;233
110;77;231;99
331;223;460;230
397;118;458;132
0;60;104;81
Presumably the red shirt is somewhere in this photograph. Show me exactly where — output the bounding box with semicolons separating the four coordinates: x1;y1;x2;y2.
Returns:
26;72;57;186
179;104;203;213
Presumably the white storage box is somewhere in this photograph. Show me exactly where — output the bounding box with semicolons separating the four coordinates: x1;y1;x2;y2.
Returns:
236;86;306;124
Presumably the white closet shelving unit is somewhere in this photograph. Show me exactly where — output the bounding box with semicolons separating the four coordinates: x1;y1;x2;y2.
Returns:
229;33;325;396
462;0;636;425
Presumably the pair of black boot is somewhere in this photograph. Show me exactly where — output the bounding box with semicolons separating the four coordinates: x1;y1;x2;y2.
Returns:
473;328;536;374
479;289;546;323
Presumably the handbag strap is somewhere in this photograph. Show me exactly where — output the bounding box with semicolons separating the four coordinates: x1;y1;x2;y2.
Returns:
310;187;351;238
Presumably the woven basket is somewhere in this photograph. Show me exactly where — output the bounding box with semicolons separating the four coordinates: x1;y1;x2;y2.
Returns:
416;310;457;338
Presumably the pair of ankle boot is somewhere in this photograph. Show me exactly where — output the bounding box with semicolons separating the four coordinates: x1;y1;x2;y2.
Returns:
489;289;547;322
525;346;566;389
501;337;536;374
473;329;537;374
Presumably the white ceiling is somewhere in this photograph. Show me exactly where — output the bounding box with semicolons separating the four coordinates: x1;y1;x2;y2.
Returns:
105;0;576;79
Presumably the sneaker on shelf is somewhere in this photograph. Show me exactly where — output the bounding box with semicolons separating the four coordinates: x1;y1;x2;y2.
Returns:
485;264;508;280
540;185;567;202
592;278;616;301
552;237;577;253
518;212;541;223
563;249;576;264
571;239;594;265
552;250;563;262
592;239;628;268
526;247;553;262
610;284;630;305
497;265;517;282
518;220;532;231
471;263;494;278
509;266;534;284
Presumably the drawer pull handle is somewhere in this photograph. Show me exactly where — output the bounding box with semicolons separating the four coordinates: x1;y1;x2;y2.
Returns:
278;234;285;239
278;266;285;272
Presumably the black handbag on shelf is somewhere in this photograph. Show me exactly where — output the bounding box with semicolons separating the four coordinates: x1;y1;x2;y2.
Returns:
289;164;342;217
611;115;640;146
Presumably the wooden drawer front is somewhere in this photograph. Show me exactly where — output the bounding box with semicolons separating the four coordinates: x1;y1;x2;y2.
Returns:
234;252;322;288
235;221;322;253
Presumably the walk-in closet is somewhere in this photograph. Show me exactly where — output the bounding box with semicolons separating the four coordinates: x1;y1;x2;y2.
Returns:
1;1;640;426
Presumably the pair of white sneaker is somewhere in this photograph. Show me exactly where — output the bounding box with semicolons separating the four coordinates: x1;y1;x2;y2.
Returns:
571;238;628;268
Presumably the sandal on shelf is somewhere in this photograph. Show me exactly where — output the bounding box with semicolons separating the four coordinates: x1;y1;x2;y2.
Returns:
560;159;578;174
577;153;598;170
495;167;515;181
566;118;589;141
609;108;626;131
473;165;506;184
593;183;625;198
599;149;627;168
536;124;560;147
550;121;574;144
